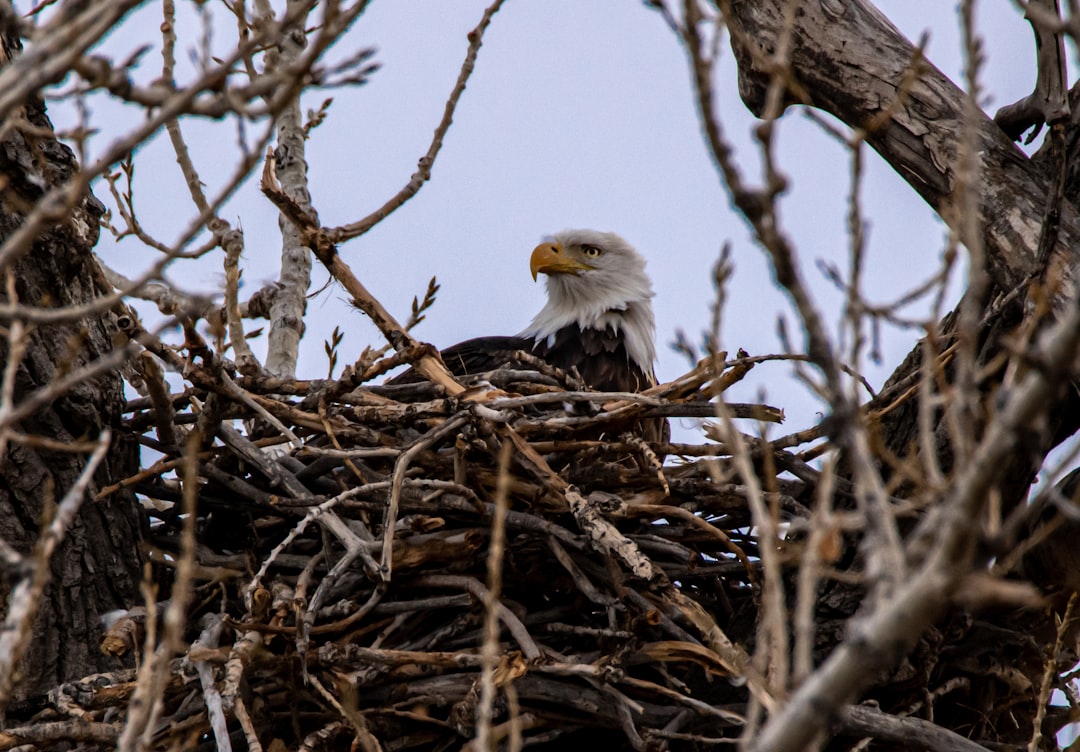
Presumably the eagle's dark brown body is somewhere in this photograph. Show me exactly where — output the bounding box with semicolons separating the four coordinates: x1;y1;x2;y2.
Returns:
435;326;653;394
396;327;667;446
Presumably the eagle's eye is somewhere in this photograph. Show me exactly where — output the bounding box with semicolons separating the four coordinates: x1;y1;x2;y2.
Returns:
581;244;603;259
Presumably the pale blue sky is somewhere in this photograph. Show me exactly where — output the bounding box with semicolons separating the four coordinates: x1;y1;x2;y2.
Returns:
44;1;1038;435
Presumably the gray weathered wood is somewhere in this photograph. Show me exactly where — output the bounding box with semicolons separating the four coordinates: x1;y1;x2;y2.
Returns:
728;0;1079;309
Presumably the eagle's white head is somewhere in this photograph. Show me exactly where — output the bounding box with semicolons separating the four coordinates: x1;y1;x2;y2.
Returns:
519;229;656;376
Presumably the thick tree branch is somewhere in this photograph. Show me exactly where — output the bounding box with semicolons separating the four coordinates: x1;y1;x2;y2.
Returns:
994;0;1070;141
837;705;993;752
727;0;1080;307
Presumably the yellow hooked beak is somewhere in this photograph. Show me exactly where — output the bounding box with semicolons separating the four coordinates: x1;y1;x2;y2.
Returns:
529;242;594;281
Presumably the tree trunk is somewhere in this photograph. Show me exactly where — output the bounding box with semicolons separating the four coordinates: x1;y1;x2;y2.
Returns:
0;24;142;703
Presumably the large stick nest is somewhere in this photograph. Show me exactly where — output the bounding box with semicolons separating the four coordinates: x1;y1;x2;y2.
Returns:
8;337;1071;751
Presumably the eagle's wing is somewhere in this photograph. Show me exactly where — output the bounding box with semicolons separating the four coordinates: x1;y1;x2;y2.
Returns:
438;336;538;377
388;335;537;384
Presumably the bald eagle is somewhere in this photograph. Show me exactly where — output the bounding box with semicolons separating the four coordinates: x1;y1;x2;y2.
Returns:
429;229;657;393
392;230;664;442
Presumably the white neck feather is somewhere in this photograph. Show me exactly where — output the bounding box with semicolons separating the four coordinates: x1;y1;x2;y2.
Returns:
520;266;657;375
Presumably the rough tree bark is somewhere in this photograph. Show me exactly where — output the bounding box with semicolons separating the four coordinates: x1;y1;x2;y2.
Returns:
729;1;1078;308
0;14;142;702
